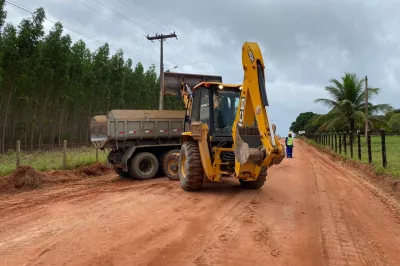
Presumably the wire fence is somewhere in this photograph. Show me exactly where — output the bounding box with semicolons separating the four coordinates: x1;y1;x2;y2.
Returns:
302;130;400;177
0;140;109;176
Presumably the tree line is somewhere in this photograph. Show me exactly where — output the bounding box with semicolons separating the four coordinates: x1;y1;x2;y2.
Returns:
0;2;183;153
290;73;399;135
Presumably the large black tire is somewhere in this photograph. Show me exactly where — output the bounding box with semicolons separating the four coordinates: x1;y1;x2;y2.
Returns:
179;141;204;191
130;152;159;180
163;150;180;181
239;167;267;189
115;167;131;178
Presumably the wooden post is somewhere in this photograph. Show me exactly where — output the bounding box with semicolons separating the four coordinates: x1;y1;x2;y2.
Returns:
16;140;20;168
96;148;99;162
365;75;369;142
381;129;387;168
367;130;372;164
63;140;67;169
334;133;338;153
339;132;342;154
357;131;362;161
350;131;354;158
343;132;347;155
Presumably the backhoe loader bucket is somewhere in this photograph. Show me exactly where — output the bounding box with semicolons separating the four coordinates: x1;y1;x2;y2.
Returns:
234;127;264;165
163;72;223;96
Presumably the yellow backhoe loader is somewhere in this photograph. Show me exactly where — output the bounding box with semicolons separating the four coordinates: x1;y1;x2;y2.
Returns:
164;42;285;191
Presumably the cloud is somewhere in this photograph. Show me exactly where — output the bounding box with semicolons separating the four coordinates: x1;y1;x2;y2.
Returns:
4;0;400;134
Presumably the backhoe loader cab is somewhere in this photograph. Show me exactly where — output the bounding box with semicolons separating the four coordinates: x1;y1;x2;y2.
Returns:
188;82;242;139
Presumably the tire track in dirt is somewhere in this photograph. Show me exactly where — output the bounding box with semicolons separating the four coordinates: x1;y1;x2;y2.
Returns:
0;139;399;265
303;140;398;266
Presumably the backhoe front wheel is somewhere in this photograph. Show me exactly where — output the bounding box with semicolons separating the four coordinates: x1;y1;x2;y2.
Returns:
239;167;267;189
179;141;204;191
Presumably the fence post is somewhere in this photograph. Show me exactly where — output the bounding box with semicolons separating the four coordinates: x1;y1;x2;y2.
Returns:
350;131;354;158
96;148;99;162
381;129;387;168
357;131;361;161
367;130;372;164
16;140;20;168
334;133;338;153
339;132;342;153
63;140;67;169
331;133;334;150
343;132;347;155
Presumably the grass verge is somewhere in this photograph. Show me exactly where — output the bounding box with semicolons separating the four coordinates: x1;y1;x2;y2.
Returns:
298;136;400;179
0;147;108;176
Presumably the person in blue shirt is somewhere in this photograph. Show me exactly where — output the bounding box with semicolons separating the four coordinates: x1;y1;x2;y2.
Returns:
285;133;294;158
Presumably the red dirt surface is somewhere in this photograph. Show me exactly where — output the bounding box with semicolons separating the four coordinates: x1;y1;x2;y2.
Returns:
0;163;112;193
0;140;399;265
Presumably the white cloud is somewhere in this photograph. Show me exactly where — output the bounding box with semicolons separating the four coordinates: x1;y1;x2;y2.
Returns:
4;0;400;133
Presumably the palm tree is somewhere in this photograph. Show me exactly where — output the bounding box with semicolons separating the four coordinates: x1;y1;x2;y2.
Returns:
314;73;392;136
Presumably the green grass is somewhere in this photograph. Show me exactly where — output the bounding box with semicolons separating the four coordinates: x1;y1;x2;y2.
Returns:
302;135;400;178
0;147;108;176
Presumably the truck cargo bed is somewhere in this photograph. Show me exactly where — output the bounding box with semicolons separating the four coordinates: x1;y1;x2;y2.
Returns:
91;109;185;148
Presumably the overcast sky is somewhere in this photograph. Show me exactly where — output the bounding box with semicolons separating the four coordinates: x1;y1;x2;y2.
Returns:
4;0;400;135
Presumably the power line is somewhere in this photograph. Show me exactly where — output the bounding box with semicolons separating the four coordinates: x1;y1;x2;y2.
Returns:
91;0;154;34
87;0;179;68
165;41;198;73
115;0;201;70
146;33;178;110
5;0;157;65
176;38;202;66
151;41;178;67
73;0;146;37
116;0;171;33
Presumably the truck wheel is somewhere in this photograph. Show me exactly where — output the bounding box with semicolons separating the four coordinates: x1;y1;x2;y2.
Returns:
115;168;131;178
179;141;204;191
163;150;180;181
130;152;159;180
239;167;267;189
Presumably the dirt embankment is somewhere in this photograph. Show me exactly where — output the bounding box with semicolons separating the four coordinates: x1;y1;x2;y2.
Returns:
0;163;112;194
0;139;399;265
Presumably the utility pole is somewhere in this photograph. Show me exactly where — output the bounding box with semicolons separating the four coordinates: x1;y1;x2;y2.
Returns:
365;75;368;141
146;32;177;110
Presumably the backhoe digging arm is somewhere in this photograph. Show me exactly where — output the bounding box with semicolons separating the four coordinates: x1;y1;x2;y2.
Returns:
233;42;285;180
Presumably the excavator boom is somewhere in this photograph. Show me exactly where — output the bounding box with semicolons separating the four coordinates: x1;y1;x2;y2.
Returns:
232;42;285;180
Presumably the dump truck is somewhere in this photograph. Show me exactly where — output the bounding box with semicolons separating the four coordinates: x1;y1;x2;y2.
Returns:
90;72;223;180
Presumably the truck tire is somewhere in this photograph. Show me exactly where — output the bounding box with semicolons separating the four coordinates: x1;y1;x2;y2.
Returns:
239;167;267;189
163;150;180;181
130;152;159;180
179;141;204;191
115;167;131;178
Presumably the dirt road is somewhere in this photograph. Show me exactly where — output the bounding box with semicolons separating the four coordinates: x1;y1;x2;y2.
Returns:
1;140;399;266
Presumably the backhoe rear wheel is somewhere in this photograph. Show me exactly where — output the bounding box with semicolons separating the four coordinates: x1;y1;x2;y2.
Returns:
179;141;204;191
239;167;267;189
163;149;180;181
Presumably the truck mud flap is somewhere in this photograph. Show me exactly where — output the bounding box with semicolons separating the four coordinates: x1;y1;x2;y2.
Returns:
121;146;137;171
